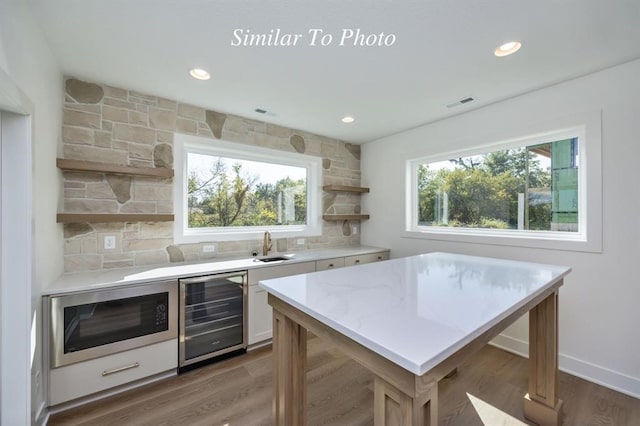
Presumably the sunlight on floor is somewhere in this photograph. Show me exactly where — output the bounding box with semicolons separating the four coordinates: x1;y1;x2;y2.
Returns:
467;393;528;426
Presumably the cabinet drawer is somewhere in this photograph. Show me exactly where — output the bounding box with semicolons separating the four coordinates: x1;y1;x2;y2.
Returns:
315;257;345;271
49;339;177;406
344;251;389;267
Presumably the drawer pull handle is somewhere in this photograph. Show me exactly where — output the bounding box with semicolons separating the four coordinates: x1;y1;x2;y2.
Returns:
355;260;360;264
102;362;140;376
377;256;382;260
328;264;334;268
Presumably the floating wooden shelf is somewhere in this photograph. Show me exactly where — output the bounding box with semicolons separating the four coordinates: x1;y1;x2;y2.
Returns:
57;158;174;178
57;214;174;223
323;186;370;220
322;214;370;221
322;185;370;193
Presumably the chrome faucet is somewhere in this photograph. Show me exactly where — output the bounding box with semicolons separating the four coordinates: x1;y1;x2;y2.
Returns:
262;231;272;256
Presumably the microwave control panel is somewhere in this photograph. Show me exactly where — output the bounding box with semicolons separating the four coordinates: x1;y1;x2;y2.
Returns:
155;302;167;326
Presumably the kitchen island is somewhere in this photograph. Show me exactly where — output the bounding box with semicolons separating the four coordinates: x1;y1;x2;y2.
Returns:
259;252;571;425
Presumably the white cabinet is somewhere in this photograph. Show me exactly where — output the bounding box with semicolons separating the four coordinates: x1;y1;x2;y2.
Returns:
248;285;271;344
49;339;177;406
315;257;345;271
344;251;389;267
247;261;315;345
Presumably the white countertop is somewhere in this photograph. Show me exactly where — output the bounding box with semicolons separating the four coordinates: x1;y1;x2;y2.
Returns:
259;252;571;376
45;246;388;295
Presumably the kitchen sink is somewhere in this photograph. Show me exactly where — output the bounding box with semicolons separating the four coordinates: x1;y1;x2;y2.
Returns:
258;256;291;262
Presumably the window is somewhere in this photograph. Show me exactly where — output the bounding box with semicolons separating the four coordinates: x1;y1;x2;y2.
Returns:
406;120;602;252
417;138;578;232
174;135;322;243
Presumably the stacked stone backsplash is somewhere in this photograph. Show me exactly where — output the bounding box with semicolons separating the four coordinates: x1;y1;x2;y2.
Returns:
62;78;363;273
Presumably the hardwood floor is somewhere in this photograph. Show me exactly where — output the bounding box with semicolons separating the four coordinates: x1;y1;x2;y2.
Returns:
49;337;640;425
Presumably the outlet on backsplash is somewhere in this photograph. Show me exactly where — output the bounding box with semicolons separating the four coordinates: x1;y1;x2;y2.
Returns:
202;245;216;253
104;235;116;250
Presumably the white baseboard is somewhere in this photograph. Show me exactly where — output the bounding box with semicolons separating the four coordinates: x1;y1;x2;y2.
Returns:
489;334;529;358
489;334;640;399
247;339;272;351
559;353;640;399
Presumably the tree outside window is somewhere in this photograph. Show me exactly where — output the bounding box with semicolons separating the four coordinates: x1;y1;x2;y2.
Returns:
417;138;578;232
187;153;307;229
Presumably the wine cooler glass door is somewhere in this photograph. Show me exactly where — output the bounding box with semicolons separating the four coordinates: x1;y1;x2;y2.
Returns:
179;271;247;367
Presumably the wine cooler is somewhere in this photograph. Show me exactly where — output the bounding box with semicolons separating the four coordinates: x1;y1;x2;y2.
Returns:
179;271;247;369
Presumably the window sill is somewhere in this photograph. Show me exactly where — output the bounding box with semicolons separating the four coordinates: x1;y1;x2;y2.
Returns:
402;228;602;253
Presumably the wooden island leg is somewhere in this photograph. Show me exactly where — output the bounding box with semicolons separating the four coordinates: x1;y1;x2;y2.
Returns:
524;289;563;425
273;308;307;426
374;377;437;426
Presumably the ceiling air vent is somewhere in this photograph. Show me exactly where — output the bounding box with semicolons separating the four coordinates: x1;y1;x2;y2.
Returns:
254;108;276;117
446;96;475;108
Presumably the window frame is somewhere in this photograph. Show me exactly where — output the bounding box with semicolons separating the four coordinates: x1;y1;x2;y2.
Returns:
174;134;322;243
405;115;602;253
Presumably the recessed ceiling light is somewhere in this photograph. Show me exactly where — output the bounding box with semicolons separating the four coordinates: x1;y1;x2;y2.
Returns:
189;68;211;80
494;41;522;57
341;116;355;123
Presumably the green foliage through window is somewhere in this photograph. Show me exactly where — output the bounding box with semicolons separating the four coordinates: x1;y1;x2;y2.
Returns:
417;139;579;232
187;153;307;228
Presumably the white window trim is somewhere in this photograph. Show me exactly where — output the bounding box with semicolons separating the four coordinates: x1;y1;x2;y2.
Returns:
174;134;322;243
404;111;603;253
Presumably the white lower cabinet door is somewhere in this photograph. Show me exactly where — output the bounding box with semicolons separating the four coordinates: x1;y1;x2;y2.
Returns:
247;261;315;345
49;339;177;406
248;285;272;345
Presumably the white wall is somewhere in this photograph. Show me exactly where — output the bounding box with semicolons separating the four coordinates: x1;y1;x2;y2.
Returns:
362;59;640;397
0;0;63;423
1;110;33;425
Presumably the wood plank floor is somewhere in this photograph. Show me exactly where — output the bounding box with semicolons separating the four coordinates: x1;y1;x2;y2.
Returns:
49;337;640;425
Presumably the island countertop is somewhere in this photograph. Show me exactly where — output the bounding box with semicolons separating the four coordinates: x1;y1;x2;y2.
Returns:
259;252;571;376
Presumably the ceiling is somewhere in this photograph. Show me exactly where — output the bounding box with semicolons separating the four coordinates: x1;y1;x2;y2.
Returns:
28;0;640;143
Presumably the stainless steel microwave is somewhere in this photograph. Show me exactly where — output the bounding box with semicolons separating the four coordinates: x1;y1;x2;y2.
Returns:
49;281;178;368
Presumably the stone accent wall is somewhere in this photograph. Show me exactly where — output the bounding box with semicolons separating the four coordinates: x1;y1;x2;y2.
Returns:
62;78;363;272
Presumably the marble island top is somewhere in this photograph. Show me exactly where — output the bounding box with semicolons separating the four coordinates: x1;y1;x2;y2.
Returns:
259;252;571;376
